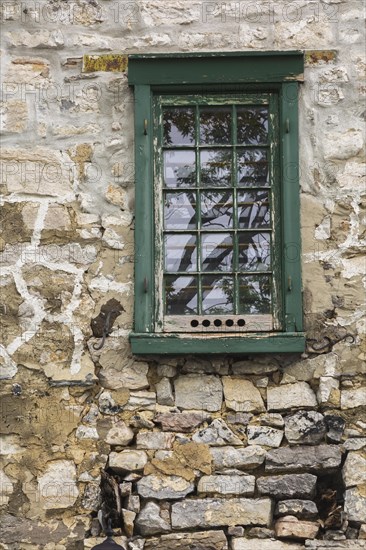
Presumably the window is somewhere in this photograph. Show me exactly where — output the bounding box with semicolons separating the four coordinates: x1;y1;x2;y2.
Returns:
128;52;305;354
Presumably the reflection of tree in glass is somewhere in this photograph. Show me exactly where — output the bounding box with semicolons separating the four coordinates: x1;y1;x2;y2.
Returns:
200;108;231;144
239;233;270;271
163;108;195;145
166;276;197;314
201;192;233;229
237;108;268;144
240;276;271;314
238;191;270;228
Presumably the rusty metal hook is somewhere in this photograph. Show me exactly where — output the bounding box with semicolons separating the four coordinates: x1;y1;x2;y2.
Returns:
93;310;119;350
306;333;355;353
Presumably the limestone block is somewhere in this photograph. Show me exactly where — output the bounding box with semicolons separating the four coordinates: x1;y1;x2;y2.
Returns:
222;377;266;412
174;374;223;411
231;361;278;375
192;418;242;446
260;413;284;428
265;445;342;473
267;383;317;411
284;411;326;445
232;540;304;550
197;474;256;496
125;391;156;411
247;425;284;448
0;100;28;133
257;474;317;499
154;411;209;432
37;460;78;510
171;497;273;529
343;453;366;488
135;501;171;536
105;421;134;446
317;377;340;407
323;130;364;160
136;431;175;450
275;500;319;520
98;354;149;390
0;148;73;197
109;450;148;473
144;530;228;550
136;474;194;499
341;388;366;409
0;470;15;506
275;515;319;540
156;377;174;406
211;445;266;471
6;29;64;48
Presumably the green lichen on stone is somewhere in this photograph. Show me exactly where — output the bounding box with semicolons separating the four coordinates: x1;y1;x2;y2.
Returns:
305;50;337;65
83;54;128;73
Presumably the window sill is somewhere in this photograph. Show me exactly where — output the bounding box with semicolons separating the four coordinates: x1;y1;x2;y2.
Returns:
130;332;305;355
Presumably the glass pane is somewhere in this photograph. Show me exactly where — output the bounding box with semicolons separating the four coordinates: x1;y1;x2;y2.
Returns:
200;107;231;144
237;149;269;187
238;232;271;271
165;275;198;314
164;150;195;188
201;150;231;187
237;107;268;145
239;275;271;314
164;234;197;272
164;192;196;230
237;191;270;229
202;233;233;272
201;191;233;229
163;107;195;145
202;275;234;314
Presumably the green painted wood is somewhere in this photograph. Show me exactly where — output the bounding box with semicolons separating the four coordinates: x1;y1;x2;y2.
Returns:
281;82;303;332
133;85;154;332
130;333;306;354
128;52;304;86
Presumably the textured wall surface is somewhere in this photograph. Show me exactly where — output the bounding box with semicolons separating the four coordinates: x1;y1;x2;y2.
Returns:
0;1;365;549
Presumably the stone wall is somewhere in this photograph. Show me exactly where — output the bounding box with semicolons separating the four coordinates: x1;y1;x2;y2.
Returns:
0;1;365;549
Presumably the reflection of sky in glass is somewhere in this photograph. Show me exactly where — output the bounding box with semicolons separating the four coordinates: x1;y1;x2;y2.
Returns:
164;192;196;230
200;150;231;186
165;234;197;272
202;233;233;272
237;191;270;229
164;150;195;187
202;276;233;314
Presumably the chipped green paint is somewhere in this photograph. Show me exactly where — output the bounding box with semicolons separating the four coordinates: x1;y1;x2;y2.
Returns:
305;50;337;66
83;54;128;73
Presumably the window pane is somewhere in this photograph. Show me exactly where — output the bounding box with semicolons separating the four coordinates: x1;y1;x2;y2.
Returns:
164;192;196;230
202;275;234;314
201;191;233;229
239;275;271;314
238;232;271;271
201;150;232;187
163;107;195;145
164;150;195;188
165;275;198;314
237;149;269;187
202;233;233;272
237;107;268;145
200;107;231;144
237;191;270;229
164;234;197;272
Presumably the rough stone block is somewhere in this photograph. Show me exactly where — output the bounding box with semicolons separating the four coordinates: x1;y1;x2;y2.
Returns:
37;460;78;510
136;431;175;450
154;411;209;432
284;411;326;445
109;450;148;473
343;452;366;488
257;474;317;499
275;515;319;540
344;487;366;523
197;474;256;496
222;377;266;412
136;474;194;499
247;425;284;447
171;497;273;528
174;374;223;412
136;501;170;536
232;541;304;550
265;445;342;473
144;530;228;550
275;500;319;520
211;445;266;471
192;418;242;446
267;383;317;412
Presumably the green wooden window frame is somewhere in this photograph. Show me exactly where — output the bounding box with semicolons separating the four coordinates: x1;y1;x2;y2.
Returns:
128;51;305;355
